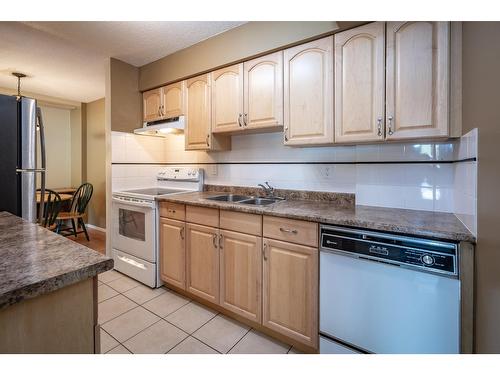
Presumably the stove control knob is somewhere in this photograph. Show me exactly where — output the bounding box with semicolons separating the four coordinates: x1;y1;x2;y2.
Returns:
422;254;434;266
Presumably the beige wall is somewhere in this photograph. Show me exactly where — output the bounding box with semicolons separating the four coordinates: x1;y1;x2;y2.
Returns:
110;58;142;133
38;105;72;188
70;106;82;187
139;21;364;91
462;22;500;353
86;98;106;229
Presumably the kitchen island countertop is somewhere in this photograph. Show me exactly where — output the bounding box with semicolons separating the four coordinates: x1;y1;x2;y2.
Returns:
0;211;112;309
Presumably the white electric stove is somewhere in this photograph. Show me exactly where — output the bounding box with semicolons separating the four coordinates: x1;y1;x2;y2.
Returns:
111;167;203;287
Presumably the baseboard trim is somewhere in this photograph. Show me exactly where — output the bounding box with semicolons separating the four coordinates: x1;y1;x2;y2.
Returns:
86;224;106;233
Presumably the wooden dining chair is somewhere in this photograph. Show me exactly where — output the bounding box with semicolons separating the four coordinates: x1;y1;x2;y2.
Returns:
37;189;62;229
55;183;93;240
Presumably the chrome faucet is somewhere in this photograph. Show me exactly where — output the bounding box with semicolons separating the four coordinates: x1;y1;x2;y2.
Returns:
258;182;275;197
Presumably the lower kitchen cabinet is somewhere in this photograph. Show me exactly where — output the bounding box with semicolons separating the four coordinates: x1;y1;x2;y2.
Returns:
262;238;319;348
219;229;262;323
159;218;186;290
186;223;220;304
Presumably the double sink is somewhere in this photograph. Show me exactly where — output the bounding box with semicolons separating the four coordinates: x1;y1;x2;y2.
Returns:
206;194;283;206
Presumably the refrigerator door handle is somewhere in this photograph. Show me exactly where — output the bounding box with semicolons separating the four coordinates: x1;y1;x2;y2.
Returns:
36;107;47;224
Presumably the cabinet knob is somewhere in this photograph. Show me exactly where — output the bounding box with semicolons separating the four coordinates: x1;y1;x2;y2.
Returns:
387;116;394;136
377;117;383;137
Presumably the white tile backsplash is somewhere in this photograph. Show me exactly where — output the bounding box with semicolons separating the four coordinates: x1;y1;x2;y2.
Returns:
111;130;478;221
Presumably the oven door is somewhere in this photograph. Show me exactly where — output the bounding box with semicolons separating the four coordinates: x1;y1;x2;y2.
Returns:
112;197;156;263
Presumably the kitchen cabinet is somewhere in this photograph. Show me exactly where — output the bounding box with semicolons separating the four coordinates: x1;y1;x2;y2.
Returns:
219;229;262;322
243;52;284;131
163;81;185;118
159;218;186;290
185;74;230;151
262;238;318;348
143;88;163;122
211;64;244;133
211;52;283;135
386;21;450;140
334;22;385;143
284;36;334;146
185;223;220;304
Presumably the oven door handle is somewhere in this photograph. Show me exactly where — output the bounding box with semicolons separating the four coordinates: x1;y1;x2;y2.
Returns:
112;197;155;209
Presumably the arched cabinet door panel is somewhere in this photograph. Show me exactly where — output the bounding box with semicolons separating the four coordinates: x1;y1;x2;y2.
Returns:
386;21;450;140
284;36;334;146
334;22;385;144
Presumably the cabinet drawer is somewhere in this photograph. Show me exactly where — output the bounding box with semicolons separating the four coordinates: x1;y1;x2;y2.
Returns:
186;205;219;227
220;210;262;236
159;202;185;221
263;216;318;247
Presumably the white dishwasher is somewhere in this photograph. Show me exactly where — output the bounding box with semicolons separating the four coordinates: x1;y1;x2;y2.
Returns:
319;225;461;354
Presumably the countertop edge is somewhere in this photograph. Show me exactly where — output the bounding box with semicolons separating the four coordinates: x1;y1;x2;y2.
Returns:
157;195;476;243
0;257;113;310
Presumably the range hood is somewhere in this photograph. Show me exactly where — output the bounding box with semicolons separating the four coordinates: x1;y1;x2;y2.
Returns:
134;116;185;137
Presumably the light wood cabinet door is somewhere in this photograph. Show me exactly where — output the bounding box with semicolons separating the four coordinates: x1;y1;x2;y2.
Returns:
185;74;212;150
186;223;219;304
163;81;185;118
159;218;185;290
262;238;318;348
284;36;334;146
219;230;262;323
243;52;284;130
143;88;162;122
212;64;244;133
386;21;450;140
335;22;385;143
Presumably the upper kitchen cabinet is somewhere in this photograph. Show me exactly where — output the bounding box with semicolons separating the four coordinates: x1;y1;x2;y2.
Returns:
284;36;334;146
334;22;385;143
243;52;284;131
163;81;185;118
211;64;244;133
143;88;163;122
386;22;450;140
185;73;230;151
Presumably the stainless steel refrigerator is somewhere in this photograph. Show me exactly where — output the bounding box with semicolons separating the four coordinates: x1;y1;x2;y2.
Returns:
0;94;46;223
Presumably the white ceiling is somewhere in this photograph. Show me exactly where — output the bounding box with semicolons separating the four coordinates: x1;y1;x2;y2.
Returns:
0;21;245;103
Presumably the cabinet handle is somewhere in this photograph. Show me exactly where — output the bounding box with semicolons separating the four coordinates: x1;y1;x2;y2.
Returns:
212;233;218;248
243;113;248;126
238;113;243;127
377;117;383;137
158;107;162;117
180;227;185;240
219;234;223;249
263;242;268;261
206;134;210;147
284;126;288;142
387;116;394;136
168;209;176;214
279;227;298;234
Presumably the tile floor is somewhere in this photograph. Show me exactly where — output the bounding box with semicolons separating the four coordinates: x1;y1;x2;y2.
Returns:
98;269;301;354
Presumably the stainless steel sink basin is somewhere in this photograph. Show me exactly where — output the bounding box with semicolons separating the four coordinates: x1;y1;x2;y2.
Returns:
206;194;252;202
239;198;279;206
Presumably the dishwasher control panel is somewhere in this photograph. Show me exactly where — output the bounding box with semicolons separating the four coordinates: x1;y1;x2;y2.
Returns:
320;225;458;277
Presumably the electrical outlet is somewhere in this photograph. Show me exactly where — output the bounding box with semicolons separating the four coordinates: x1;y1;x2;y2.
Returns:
209;164;218;176
321;166;332;179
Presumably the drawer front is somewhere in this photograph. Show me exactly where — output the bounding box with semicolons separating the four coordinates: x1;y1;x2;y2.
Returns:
159;202;185;221
263;216;318;247
220;210;262;236
186;205;219;227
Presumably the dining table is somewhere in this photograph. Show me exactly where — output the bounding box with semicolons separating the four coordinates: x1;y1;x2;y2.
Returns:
36;192;73;203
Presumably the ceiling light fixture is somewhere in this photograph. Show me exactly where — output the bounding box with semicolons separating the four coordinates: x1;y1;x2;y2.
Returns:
12;72;27;99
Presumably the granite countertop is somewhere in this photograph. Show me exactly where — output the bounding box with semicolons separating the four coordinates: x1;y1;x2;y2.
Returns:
158;191;475;243
0;211;113;309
